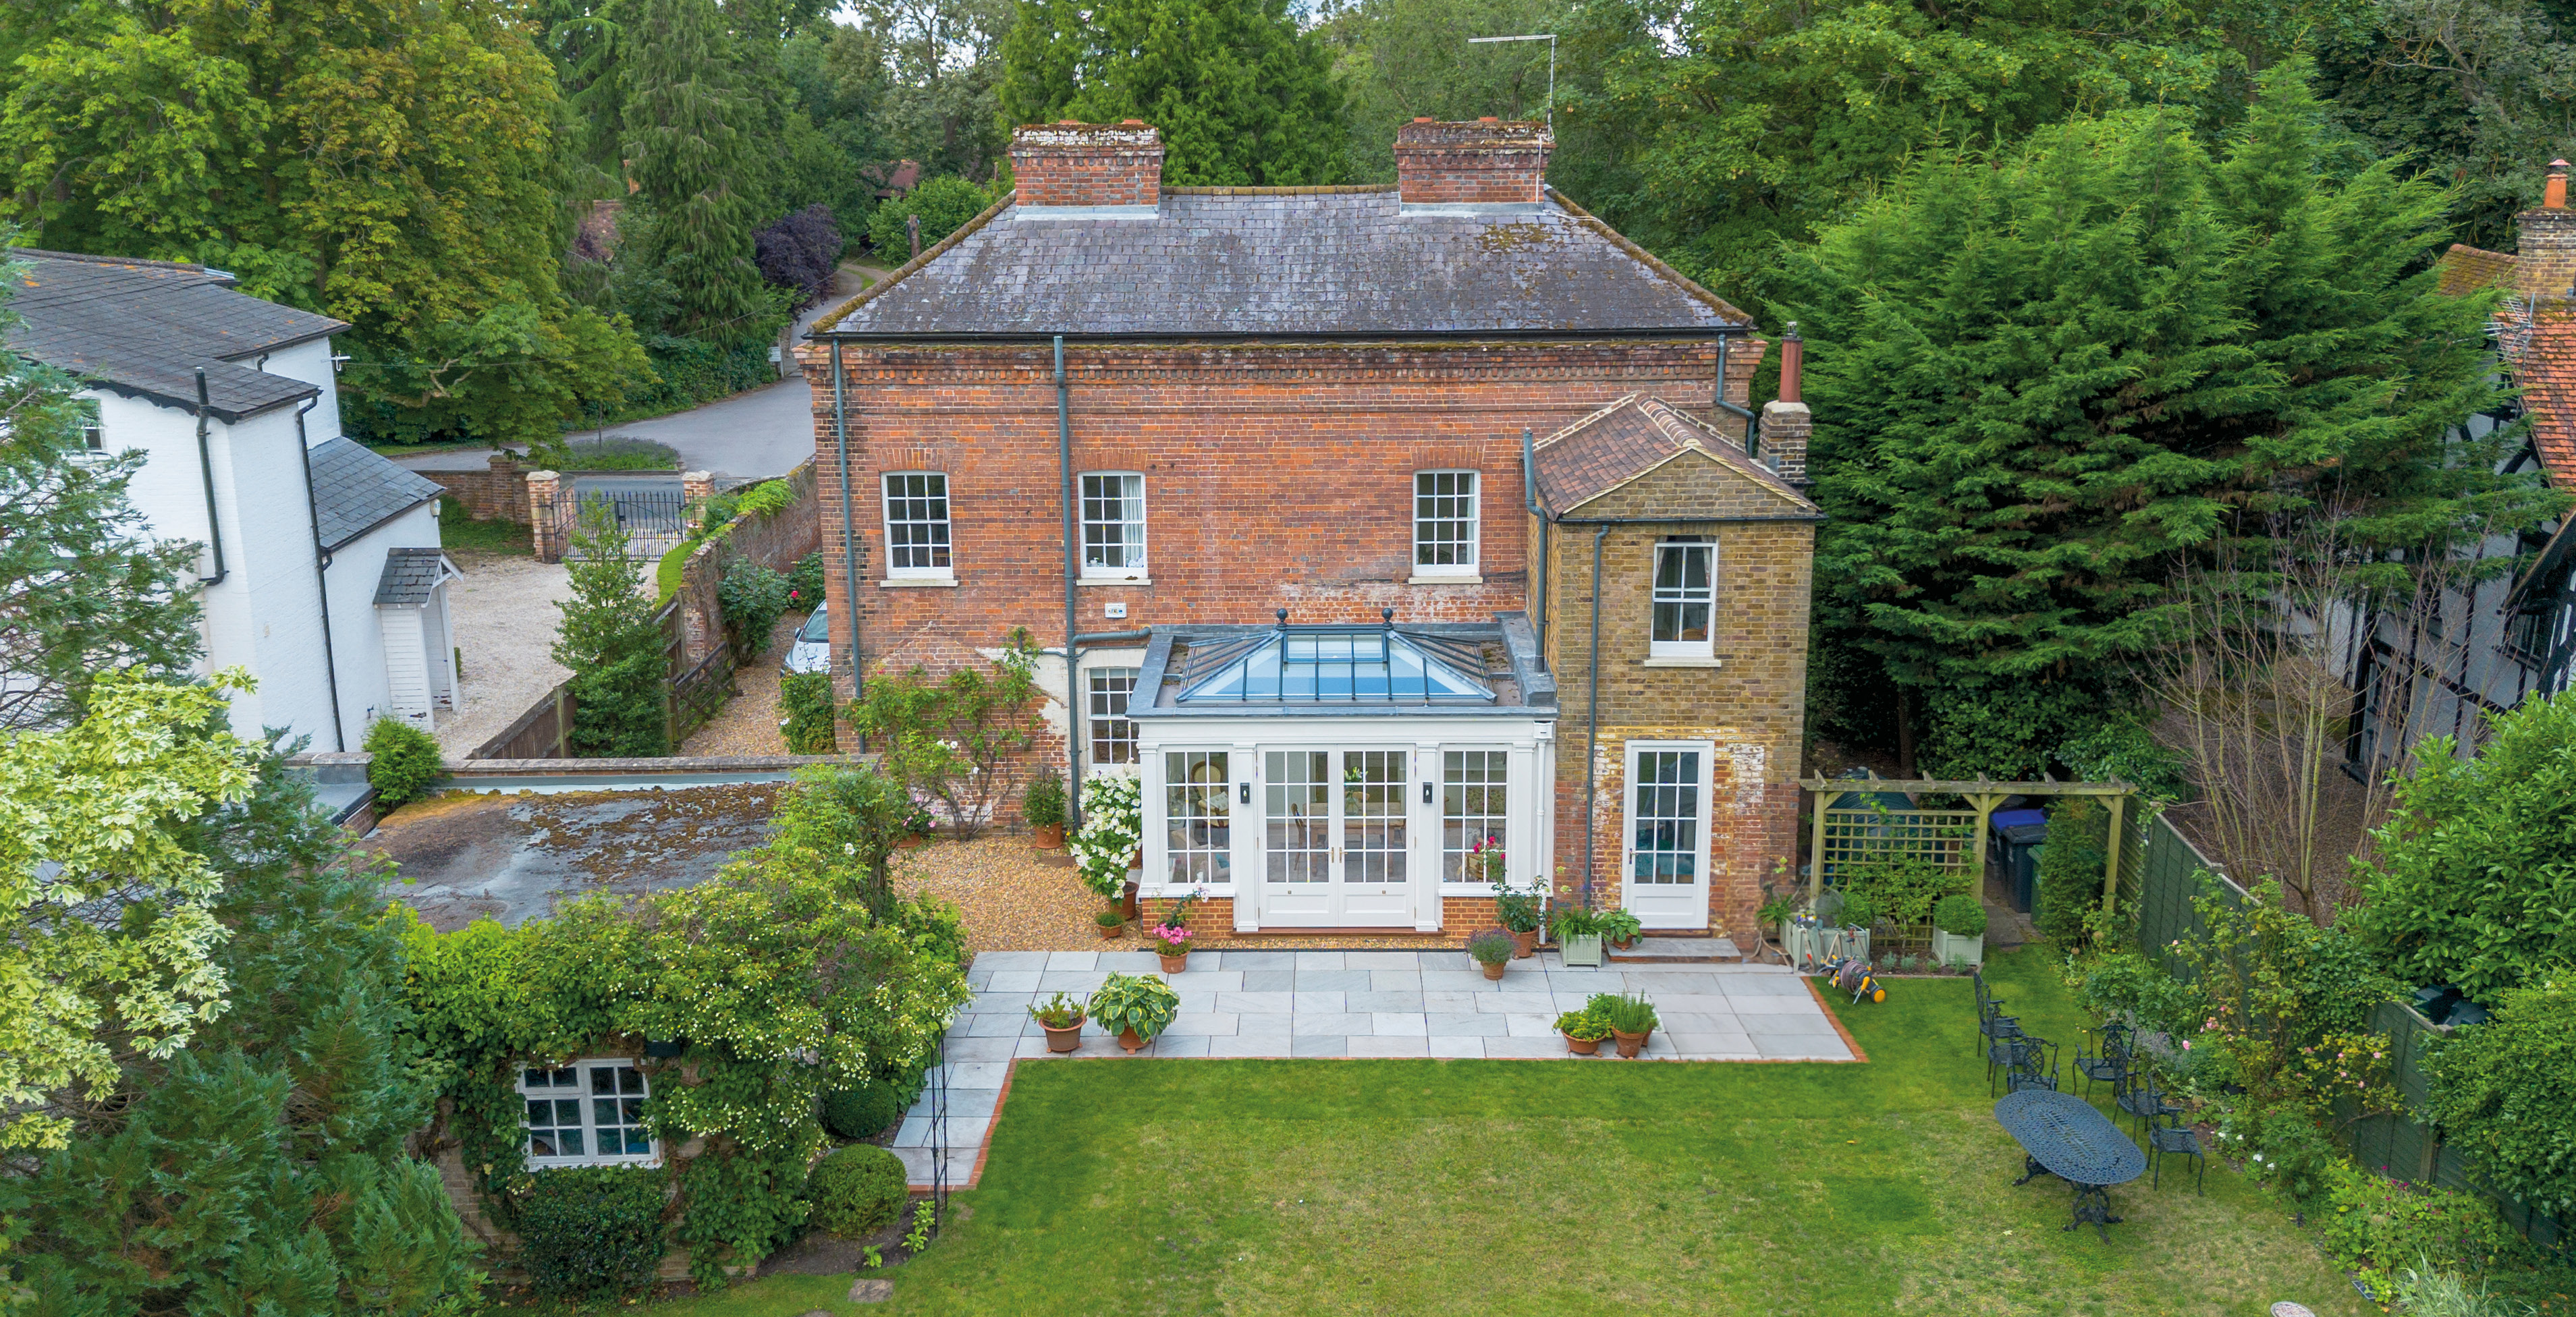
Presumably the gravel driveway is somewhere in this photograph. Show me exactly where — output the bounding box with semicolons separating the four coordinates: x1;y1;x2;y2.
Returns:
438;550;572;756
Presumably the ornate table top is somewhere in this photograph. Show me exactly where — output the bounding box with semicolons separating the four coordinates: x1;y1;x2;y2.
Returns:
1995;1090;2147;1187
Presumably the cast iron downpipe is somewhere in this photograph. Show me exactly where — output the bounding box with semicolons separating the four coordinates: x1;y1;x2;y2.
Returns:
1521;428;1546;664
1583;521;1608;905
1057;335;1080;828
833;346;865;739
193;368;227;586
294;396;346;751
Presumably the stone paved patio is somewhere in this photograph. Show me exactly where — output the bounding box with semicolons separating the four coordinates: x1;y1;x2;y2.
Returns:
893;949;1854;1186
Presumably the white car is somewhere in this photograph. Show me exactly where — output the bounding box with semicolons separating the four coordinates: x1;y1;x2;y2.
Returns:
782;605;831;675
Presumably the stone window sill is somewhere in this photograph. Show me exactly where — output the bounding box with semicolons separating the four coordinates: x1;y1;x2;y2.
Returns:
879;576;958;588
1078;576;1153;587
1406;573;1483;586
1641;656;1724;669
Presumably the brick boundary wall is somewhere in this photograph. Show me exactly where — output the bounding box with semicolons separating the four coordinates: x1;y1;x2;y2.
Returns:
672;462;823;667
422;453;530;524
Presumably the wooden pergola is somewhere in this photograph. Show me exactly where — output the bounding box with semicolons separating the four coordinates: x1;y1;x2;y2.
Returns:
1799;775;2139;914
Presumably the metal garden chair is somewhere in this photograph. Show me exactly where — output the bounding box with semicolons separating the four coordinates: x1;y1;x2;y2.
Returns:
1994;1034;2058;1096
2147;1113;2205;1194
2074;1024;2131;1100
2118;1076;2183;1139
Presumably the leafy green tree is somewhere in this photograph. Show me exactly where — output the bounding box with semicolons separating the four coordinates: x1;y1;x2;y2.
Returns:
5;743;483;1311
2420;974;2576;1212
0;275;201;733
0;0;647;447
1780;63;2545;775
849;631;1041;837
1316;0;1572;182
552;505;670;756
1000;0;1346;186
854;0;1016;181
622;0;779;343
866;175;993;258
0;671;260;1153
2355;690;2576;1000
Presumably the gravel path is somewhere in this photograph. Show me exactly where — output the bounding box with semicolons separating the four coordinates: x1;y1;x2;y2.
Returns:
679;613;800;756
893;837;1475;953
438;550;572;756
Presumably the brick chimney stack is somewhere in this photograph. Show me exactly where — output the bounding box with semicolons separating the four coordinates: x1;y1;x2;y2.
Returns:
1759;323;1810;486
2518;159;2576;300
1394;117;1553;206
1010;120;1163;210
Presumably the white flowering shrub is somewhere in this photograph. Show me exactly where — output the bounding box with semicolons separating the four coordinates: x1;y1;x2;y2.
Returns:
1070;773;1143;903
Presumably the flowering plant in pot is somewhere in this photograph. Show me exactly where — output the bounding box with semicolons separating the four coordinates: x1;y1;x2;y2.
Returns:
1086;973;1180;1053
1489;876;1543;957
1557;1009;1612;1055
1467;930;1515;981
1598;907;1645;953
1145;922;1196;973
1029;991;1086;1053
1589;991;1660;1058
1094;908;1127;939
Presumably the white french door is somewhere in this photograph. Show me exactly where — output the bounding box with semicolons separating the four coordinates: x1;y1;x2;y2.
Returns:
1622;743;1711;929
1260;748;1412;926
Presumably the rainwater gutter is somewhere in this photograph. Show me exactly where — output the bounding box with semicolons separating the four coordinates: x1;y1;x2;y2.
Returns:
194;368;228;587
294;395;344;751
1058;335;1080;827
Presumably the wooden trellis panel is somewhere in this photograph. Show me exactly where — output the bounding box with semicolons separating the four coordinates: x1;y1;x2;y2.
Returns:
1816;807;1979;882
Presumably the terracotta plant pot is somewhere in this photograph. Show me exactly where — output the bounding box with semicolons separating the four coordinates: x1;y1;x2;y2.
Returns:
1563;1033;1601;1056
1121;880;1141;921
1480;960;1507;981
1158;952;1189;975
1510;930;1538;959
895;833;931;851
1042;1019;1084;1053
1097;918;1126;940
1033;822;1065;849
1611;1028;1651;1059
1609;936;1638;952
1117;1027;1146;1055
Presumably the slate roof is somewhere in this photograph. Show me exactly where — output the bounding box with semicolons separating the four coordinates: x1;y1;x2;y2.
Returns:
1531;394;1815;513
5;248;349;421
310;437;444;551
815;187;1747;339
373;547;459;607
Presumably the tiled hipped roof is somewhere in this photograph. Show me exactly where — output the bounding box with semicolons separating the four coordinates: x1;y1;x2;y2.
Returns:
5;248;350;420
817;188;1749;337
1531;394;1814;513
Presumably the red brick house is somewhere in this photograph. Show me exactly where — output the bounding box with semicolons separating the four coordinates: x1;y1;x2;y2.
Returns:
796;118;1818;941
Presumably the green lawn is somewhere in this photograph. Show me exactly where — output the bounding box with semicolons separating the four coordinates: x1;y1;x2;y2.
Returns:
556;950;2370;1316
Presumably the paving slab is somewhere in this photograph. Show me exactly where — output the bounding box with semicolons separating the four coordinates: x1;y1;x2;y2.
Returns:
1348;1036;1432;1057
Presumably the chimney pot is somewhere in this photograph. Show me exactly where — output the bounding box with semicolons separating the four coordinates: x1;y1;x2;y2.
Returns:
2550;159;2571;211
1778;322;1803;405
1010;121;1165;209
1478;116;1498;121
1413;116;1433;123
1393;119;1553;206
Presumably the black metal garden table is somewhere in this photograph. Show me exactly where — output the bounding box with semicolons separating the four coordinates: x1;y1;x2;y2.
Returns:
1994;1088;2149;1241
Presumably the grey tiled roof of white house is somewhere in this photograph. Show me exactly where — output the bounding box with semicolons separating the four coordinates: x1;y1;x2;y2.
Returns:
371;547;455;607
310;437;444;551
813;188;1751;339
5;248;349;421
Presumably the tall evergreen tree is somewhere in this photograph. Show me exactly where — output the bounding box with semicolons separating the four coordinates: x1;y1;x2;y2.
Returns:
5;743;483;1312
623;0;776;342
999;0;1346;186
1782;63;2556;776
552;505;671;756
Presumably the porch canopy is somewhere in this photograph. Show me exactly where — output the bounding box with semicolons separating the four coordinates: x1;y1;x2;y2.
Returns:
1125;613;1558;932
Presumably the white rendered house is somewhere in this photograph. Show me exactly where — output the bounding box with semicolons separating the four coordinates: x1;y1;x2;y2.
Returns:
6;248;460;748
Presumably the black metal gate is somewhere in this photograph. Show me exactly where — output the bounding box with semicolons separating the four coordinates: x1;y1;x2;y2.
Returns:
561;484;687;558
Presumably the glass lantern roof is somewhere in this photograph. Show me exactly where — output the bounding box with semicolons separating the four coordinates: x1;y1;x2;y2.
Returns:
1175;625;1496;705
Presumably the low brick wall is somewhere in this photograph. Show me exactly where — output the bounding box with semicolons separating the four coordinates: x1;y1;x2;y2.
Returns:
673;461;822;667
424;453;532;523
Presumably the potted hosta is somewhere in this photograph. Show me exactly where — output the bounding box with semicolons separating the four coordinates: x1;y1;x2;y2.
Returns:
1467;930;1515;981
1591;991;1660;1059
1557;1009;1612;1056
1550;903;1605;968
1029;992;1086;1053
1087;973;1180;1053
1024;768;1067;849
1599;907;1644;953
1095;909;1127;940
1930;894;1988;970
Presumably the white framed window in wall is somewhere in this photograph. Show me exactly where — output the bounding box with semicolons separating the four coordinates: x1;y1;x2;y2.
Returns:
1164;750;1232;885
76;399;103;451
1440;749;1509;885
881;472;952;578
518;1059;658;1167
1080;473;1147;580
1089;667;1139;764
1413;471;1479;576
1651;539;1716;658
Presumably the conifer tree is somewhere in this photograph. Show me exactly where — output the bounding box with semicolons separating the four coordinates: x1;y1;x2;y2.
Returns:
1782;62;2558;777
552;504;672;756
6;746;483;1312
999;0;1346;186
624;0;775;342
